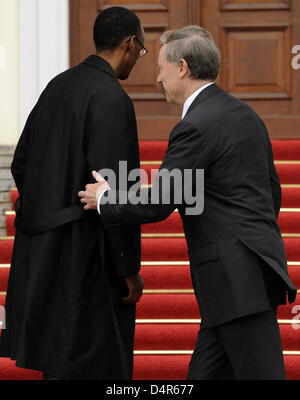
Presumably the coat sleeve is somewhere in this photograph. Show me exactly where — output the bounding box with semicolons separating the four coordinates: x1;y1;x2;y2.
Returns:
86;89;141;278
11;83;53;207
99;119;211;225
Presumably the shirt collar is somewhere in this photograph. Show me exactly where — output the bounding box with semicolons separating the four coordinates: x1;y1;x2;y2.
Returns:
182;82;214;119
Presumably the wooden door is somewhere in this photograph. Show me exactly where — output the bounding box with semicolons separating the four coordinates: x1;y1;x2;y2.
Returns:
201;0;300;138
70;0;300;139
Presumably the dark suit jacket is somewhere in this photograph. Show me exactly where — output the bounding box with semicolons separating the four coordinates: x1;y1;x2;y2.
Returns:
0;55;141;378
100;83;297;328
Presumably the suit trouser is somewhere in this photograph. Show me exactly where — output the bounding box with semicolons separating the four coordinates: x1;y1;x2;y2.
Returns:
43;373;61;380
187;308;285;380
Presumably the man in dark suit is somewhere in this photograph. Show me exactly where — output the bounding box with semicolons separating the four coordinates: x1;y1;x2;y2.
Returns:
0;7;145;380
79;25;297;380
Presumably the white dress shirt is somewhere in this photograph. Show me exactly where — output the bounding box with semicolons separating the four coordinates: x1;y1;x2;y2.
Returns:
181;82;214;119
97;81;214;214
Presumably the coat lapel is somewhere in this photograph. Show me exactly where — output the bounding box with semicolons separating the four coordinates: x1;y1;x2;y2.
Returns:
185;83;223;116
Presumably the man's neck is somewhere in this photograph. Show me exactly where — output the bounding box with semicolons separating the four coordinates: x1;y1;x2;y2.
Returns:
182;80;213;105
96;51;120;75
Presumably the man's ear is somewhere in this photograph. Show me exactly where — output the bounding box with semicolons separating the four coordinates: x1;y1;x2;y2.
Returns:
179;59;189;78
126;36;136;50
120;36;134;52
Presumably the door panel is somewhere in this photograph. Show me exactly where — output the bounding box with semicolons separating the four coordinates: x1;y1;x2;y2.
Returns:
221;0;291;11
201;0;300;138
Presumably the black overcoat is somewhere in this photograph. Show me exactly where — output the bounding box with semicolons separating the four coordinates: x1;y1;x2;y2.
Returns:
100;84;297;328
0;55;141;379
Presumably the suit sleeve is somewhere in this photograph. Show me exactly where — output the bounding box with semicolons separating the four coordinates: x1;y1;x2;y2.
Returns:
100;120;211;225
86;90;141;278
261;122;281;218
268;146;282;218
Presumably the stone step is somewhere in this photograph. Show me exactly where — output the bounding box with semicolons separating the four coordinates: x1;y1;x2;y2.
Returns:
0;147;15;193
0;203;11;215
0;192;10;203
0;181;14;191
0;170;13;180
0;146;15;156
0;156;13;169
0;180;10;236
0;216;6;228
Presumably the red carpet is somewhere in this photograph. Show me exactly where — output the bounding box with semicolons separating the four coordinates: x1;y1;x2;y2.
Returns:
135;293;300;320
140;163;300;187
134;323;300;351
1;140;300;380
0;359;42;380
133;355;300;380
139;140;300;162
3;236;300;262
3;261;298;292
5;209;300;236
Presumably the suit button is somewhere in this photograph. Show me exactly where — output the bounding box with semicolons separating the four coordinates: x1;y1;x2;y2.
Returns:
120;252;125;257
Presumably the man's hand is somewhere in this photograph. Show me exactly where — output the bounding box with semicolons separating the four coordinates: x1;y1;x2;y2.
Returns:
78;171;110;210
123;273;144;304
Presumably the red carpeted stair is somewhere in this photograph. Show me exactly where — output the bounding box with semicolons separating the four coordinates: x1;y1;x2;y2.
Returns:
0;139;300;380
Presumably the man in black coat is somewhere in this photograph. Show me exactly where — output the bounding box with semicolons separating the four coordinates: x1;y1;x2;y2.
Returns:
79;26;297;380
0;7;145;380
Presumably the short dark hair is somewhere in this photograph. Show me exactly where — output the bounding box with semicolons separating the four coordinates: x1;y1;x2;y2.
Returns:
93;7;141;52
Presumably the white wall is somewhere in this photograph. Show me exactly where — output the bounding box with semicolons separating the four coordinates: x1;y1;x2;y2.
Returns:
20;0;69;132
0;0;20;146
0;0;69;146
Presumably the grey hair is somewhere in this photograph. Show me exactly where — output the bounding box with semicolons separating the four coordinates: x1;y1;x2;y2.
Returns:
160;25;221;80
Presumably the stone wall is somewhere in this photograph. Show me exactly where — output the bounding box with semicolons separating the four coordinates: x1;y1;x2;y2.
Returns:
0;146;15;236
